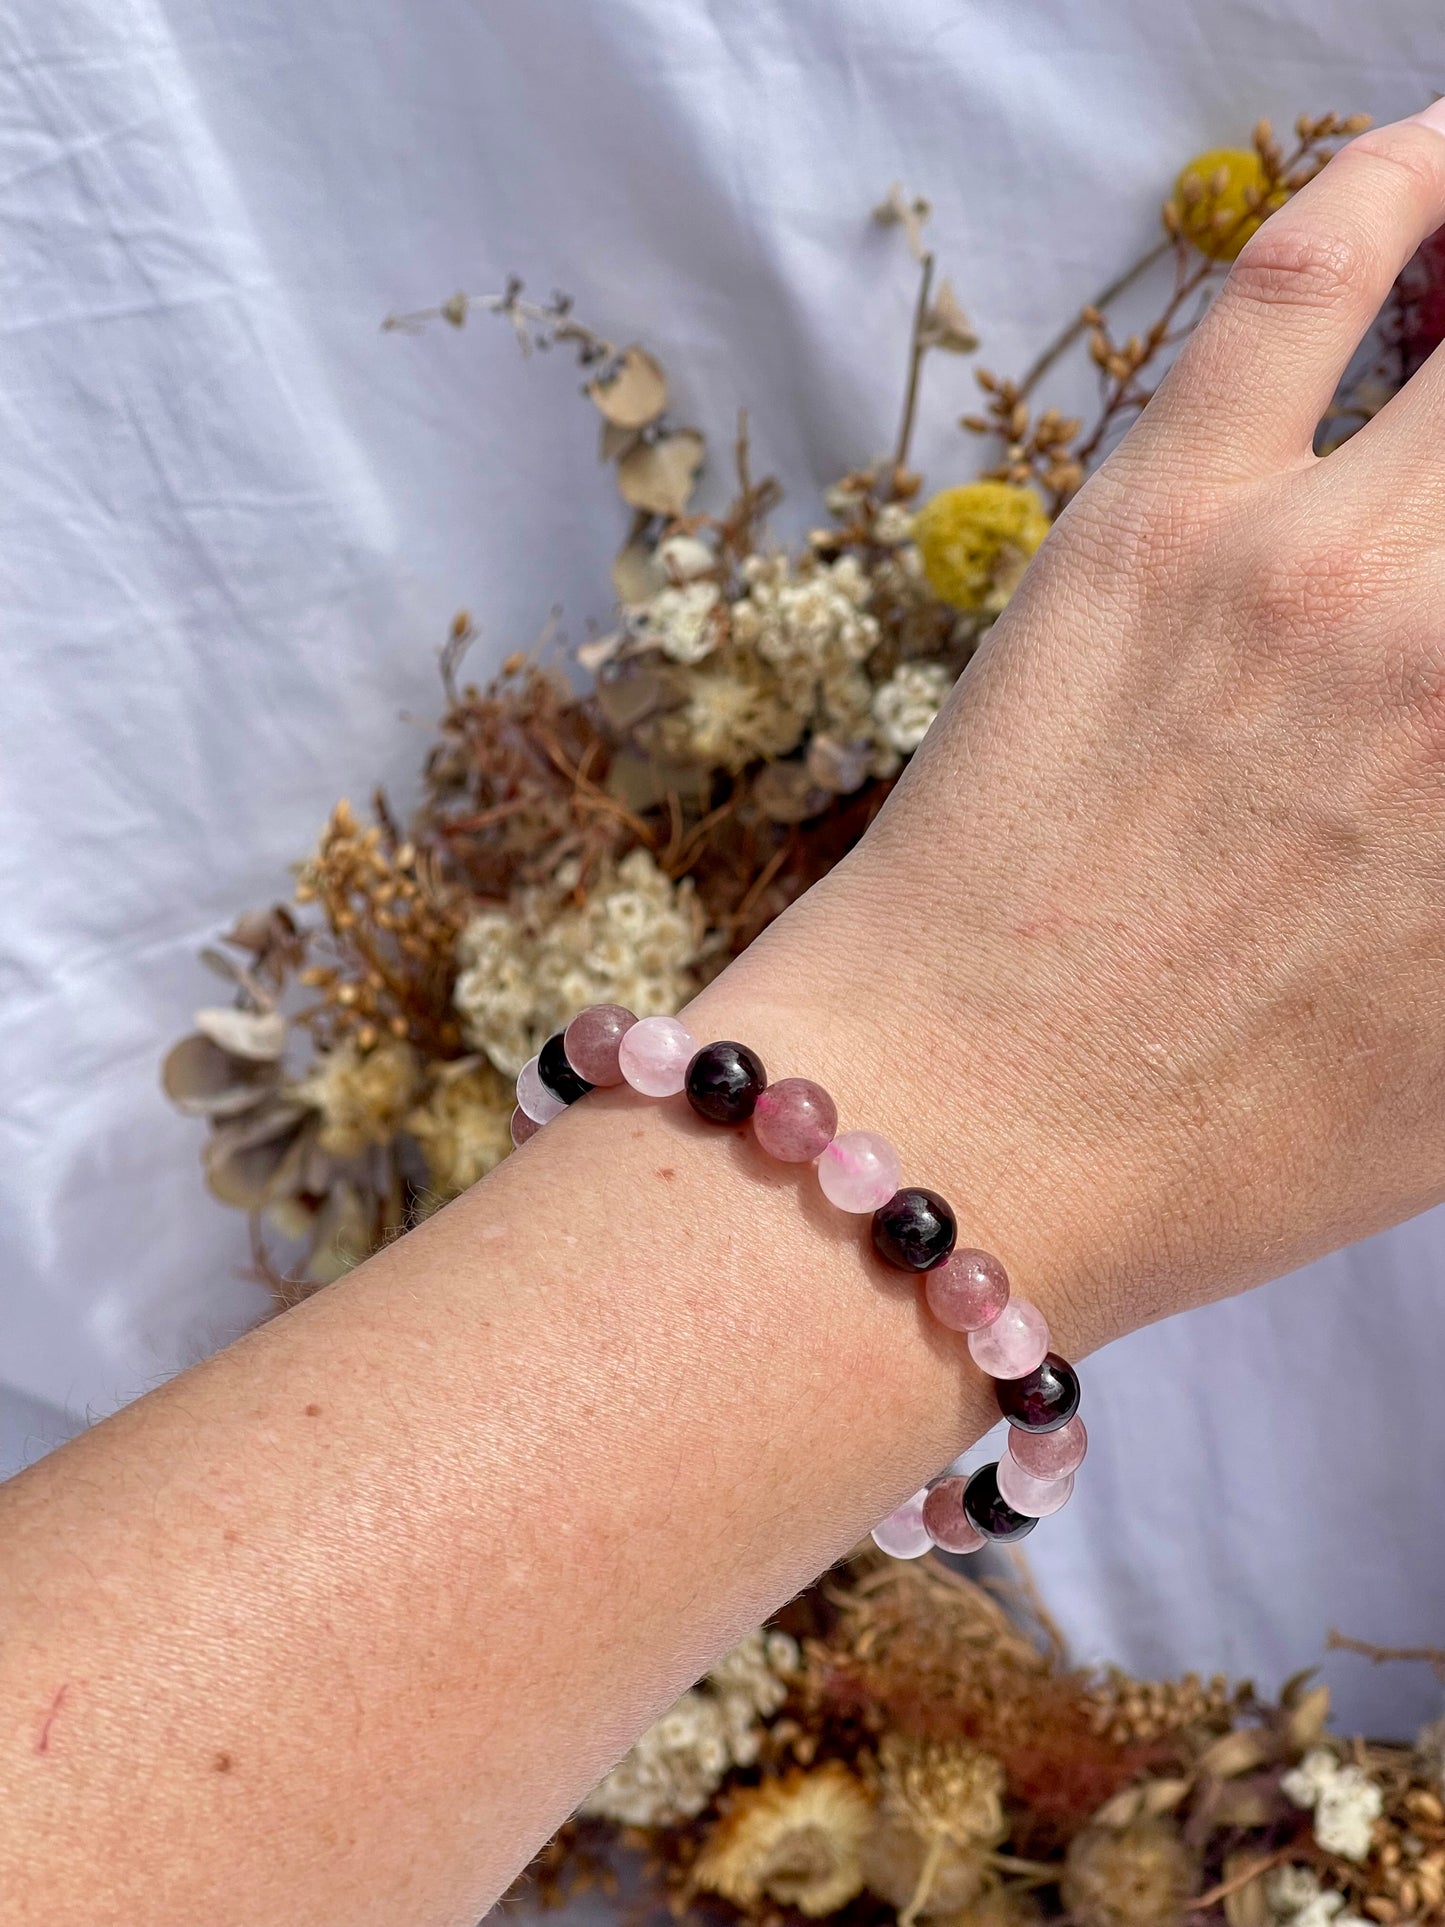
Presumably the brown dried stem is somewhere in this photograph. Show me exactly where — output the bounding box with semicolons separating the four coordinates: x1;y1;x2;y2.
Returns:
892;248;936;482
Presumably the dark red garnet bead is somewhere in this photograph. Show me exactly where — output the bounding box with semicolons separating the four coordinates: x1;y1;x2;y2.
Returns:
538;1030;594;1105
871;1188;957;1271
685;1041;768;1125
962;1463;1037;1542
995;1352;1081;1433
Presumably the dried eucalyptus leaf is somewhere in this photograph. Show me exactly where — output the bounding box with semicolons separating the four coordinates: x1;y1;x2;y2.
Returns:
605;750;710;813
599;420;643;464
1282;1684;1331;1754
1091;1786;1145;1830
194;1006;287;1062
203;1107;314;1210
162;1034;280;1117
752;760;830;824
1221;1854;1272;1927
587;345;668;429
611;538;667;605
594;660;675;731
1140;1778;1192;1816
1197;1728;1270;1781
616;430;704;517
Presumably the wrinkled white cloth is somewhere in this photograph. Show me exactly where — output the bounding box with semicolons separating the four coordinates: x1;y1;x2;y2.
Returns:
2;0;1442;1735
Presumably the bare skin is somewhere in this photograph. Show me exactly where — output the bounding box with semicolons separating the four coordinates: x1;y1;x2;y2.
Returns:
6;104;1445;1927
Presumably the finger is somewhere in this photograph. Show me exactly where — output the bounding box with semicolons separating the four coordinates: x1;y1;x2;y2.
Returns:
1145;106;1445;477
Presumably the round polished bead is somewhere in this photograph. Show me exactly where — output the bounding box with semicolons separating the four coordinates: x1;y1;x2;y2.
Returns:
752;1077;837;1162
1008;1413;1087;1479
872;1188;957;1272
563;1004;637;1087
962;1463;1037;1543
509;1106;540;1148
870;1487;933;1559
921;1477;986;1555
967;1299;1050;1380
618;1015;699;1097
516;1055;567;1125
996;1352;1081;1433
996;1454;1075;1519
537;1030;594;1105
685;1040;768;1125
817;1130;902;1213
925;1248;1011;1332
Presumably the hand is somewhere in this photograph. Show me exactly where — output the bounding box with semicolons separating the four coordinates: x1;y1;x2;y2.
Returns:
712;103;1445;1357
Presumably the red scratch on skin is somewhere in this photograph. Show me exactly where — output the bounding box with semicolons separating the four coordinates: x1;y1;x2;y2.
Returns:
35;1683;69;1754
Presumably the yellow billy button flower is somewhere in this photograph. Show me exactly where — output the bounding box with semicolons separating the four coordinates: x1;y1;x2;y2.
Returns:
912;480;1051;613
1173;147;1286;261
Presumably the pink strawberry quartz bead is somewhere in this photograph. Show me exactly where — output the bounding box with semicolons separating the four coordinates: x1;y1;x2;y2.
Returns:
817;1129;901;1213
996;1454;1075;1519
925;1249;1010;1332
967;1299;1050;1379
618;1015;698;1098
516;1054;567;1125
510;1106;541;1148
1008;1414;1088;1481
564;1004;637;1086
920;1477;986;1555
870;1487;932;1559
752;1078;837;1162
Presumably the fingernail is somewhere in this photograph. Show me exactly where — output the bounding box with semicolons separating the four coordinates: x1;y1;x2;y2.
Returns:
1410;96;1445;138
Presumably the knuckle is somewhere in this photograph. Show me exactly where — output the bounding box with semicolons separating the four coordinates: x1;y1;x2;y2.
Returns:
1226;226;1364;315
1347;123;1445;203
1236;535;1374;654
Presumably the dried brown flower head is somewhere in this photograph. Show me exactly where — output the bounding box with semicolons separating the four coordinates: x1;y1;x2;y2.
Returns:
1061;1818;1198;1927
862;1735;1007;1922
693;1763;873;1917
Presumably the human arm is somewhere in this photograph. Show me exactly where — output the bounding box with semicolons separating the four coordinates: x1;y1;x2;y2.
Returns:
6;103;1445;1927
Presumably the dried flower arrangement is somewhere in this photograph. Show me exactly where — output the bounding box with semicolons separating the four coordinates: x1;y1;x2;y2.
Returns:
526;1549;1445;1927
165;111;1413;1298
157;108;1445;1923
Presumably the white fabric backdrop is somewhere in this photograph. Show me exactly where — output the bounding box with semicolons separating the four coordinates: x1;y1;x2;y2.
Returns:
2;0;1442;1736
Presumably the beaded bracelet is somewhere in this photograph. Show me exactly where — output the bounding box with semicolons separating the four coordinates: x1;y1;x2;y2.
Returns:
510;1005;1087;1561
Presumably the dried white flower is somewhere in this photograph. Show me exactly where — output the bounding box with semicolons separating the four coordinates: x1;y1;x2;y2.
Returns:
578;1630;798;1828
872;502;915;546
637;580;723;664
293;1038;421;1159
454;849;699;1076
1282;1749;1383;1864
871;659;954;754
731;552;879;681
1264;1864;1370;1927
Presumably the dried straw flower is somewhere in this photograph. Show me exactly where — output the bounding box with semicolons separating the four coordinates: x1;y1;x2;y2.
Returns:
293;1036;422;1159
693;1763;874;1916
862;1735;1007;1922
935;1889;1044;1927
454;849;700;1075
1061;1817;1198;1927
403;1058;514;1202
911;482;1050;612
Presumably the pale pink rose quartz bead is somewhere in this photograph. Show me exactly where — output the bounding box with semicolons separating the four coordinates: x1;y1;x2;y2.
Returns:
967;1298;1050;1378
925;1249;1010;1332
563;1004;637;1086
516;1055;566;1125
870;1487;932;1559
510;1106;541;1148
996;1454;1075;1519
752;1077;837;1162
1007;1414;1088;1481
817;1129;901;1212
617;1014;698;1098
920;1477;986;1555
